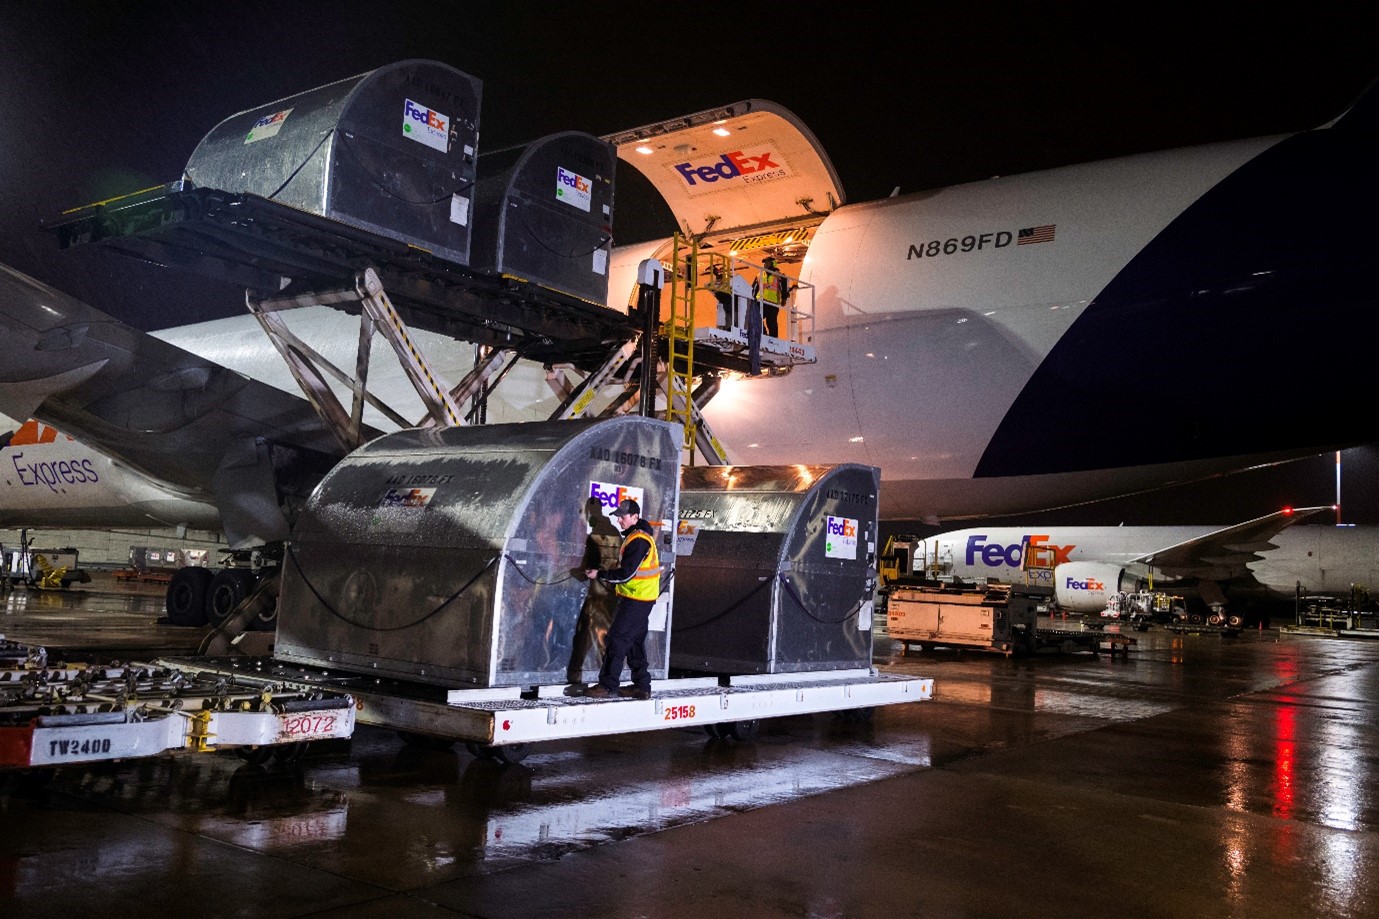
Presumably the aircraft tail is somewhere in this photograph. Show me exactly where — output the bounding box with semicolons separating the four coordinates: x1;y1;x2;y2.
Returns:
1324;76;1378;133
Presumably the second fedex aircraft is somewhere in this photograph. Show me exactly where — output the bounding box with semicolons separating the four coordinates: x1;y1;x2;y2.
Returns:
902;507;1378;626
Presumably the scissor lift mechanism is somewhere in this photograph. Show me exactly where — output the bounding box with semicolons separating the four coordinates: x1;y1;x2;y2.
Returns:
48;186;816;465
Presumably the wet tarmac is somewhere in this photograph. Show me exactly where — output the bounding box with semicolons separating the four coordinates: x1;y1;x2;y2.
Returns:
4;575;1379;918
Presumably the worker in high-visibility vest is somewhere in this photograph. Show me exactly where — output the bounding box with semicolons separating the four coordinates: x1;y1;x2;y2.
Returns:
584;496;660;699
753;255;789;337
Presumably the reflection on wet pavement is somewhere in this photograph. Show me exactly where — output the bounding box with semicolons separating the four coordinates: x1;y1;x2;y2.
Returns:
3;577;1379;917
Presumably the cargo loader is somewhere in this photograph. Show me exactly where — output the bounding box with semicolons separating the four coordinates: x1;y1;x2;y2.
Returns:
3;421;932;770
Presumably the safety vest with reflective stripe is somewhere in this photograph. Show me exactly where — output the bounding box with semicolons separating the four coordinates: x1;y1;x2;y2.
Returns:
758;269;785;305
616;530;661;601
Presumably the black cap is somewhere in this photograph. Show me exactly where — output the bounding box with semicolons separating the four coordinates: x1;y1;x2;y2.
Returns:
614;497;640;517
763;255;776;264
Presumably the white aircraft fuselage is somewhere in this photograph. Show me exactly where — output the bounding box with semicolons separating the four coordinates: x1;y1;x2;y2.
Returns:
0;76;1373;542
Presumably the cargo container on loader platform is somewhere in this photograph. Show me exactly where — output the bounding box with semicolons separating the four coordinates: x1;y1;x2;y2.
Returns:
1;418;932;770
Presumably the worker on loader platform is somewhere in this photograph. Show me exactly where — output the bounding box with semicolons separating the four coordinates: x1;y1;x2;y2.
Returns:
583;497;659;700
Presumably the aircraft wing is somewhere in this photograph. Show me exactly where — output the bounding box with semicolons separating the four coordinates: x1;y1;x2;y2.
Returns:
0;260;360;544
1134;506;1334;581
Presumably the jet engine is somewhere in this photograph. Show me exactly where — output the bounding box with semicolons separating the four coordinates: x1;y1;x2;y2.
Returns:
1053;562;1148;613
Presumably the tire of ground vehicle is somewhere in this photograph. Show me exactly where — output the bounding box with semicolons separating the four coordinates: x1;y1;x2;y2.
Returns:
235;745;275;766
208;568;258;628
728;719;760;742
465;742;530;764
166;566;213;626
399;731;457;752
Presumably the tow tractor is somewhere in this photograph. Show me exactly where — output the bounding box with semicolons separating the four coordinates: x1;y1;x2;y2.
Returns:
2;533;91;590
883;580;1136;658
879;538;1134;657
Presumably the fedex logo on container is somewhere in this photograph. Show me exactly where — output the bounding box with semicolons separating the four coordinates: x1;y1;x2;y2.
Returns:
673;145;786;187
964;534;1075;568
402;99;449;153
556;166;592;212
825;515;858;560
379;487;436;509
589;481;645;519
244;108;292;144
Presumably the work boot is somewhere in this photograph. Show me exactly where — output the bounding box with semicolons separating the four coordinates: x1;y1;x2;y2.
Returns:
618;686;651;700
583;685;613;698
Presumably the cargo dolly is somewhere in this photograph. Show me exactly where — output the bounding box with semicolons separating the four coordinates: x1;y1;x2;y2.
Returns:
0;638;354;770
154;657;933;764
1;636;929;769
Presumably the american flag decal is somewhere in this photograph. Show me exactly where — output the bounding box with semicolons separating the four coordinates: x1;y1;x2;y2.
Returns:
1017;224;1056;245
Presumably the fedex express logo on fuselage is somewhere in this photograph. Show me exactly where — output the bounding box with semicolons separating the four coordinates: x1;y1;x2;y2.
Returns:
4;420;102;494
963;534;1075;568
674;145;787;187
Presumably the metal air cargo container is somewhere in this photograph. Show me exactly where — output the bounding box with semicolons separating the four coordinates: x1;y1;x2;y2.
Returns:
470;131;617;304
671;464;880;674
273;417;681;688
184;59;481;265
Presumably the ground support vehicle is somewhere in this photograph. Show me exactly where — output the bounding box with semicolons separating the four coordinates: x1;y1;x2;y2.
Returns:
0;637;931;769
885;580;1135;657
0;645;354;770
1033;622;1137;657
1;542;91;589
155;658;934;764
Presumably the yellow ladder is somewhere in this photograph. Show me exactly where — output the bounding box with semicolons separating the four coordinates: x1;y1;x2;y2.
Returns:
664;233;698;456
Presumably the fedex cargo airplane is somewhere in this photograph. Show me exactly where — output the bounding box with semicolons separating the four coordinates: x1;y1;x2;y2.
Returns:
0;61;1373;623
907;508;1379;626
0;417;218;530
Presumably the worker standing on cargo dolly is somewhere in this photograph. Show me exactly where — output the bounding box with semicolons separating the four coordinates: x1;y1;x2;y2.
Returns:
583;497;659;699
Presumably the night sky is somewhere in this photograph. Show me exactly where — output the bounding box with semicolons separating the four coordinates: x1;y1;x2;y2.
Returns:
0;2;1375;527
